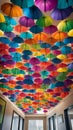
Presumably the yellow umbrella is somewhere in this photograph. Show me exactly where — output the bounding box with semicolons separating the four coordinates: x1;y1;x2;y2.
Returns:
0;13;5;23
1;2;23;17
0;30;4;36
57;67;68;72
57;54;66;60
68;29;73;37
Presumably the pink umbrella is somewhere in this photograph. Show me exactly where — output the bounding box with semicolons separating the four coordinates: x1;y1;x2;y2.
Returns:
43;25;58;34
35;0;58;12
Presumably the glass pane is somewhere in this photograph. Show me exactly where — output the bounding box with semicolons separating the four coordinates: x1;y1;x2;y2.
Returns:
11;112;19;130
28;120;43;130
19;117;24;130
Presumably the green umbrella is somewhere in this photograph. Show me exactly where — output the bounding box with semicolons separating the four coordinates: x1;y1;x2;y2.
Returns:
57;19;73;32
36;16;53;27
0;23;13;32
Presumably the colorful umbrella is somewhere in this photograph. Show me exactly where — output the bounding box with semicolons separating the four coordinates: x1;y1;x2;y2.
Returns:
43;25;57;34
1;2;23;17
36;16;53;27
68;29;73;37
57;0;73;9
57;19;73;32
35;0;58;12
20;32;33;39
23;5;42;19
5;16;17;25
30;25;43;34
51;7;73;20
14;24;28;33
19;16;35;27
0;13;5;23
4;32;16;38
11;0;34;8
0;23;13;32
63;37;73;44
0;30;4;36
60;46;72;54
52;31;68;41
0;37;10;44
12;36;24;43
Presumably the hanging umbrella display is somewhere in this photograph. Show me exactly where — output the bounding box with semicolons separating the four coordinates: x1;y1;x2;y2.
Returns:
43;25;57;34
36;16;53;27
57;19;73;32
51;7;73;20
0;37;10;44
23;5;42;19
0;23;13;32
14;24;28;33
34;32;49;42
1;2;23;17
0;13;5;23
57;0;73;9
35;0;58;12
11;0;34;8
30;25;43;34
52;31;68;41
60;46;72;54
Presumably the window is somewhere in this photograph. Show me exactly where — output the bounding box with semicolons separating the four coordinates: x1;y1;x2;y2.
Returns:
49;114;58;130
28;120;43;130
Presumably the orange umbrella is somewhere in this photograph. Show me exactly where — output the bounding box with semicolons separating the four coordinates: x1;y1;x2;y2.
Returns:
1;2;23;17
14;24;28;33
34;32;49;42
47;37;57;45
52;31;68;41
24;38;38;45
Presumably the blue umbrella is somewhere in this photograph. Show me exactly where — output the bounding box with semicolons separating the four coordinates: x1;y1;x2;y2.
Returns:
12;36;24;43
22;55;30;60
51;45;59;50
23;79;33;85
55;41;65;47
20;32;33;39
60;46;72;54
0;37;10;44
40;43;51;48
63;37;73;44
5;16;17;25
11;0;34;8
22;50;32;55
23;5;42;19
57;0;73;9
15;85;22;89
12;52;22;62
55;81;64;87
9;41;20;48
30;25;43;34
52;58;62;64
43;78;51;84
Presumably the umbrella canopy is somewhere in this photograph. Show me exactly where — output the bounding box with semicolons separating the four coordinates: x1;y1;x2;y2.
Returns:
0;37;10;44
11;0;34;8
0;30;4;36
12;36;24;43
34;32;49;42
20;32;33;39
0;23;13;32
1;2;23;17
52;31;68;41
51;7;73;20
5;16;17;25
4;32;16;38
36;16;53;27
0;13;5;23
35;0;58;12
57;19;73;32
68;29;73;37
57;0;73;9
43;25;57;34
23;5;42;19
14;24;28;33
19;16;35;27
63;37;73;44
30;25;43;34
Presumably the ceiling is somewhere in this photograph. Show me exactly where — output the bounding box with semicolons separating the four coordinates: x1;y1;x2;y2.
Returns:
0;0;73;114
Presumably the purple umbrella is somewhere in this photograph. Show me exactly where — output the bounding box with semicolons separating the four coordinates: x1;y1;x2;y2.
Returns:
35;0;58;12
43;25;57;34
51;7;73;20
19;16;35;27
4;32;16;38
